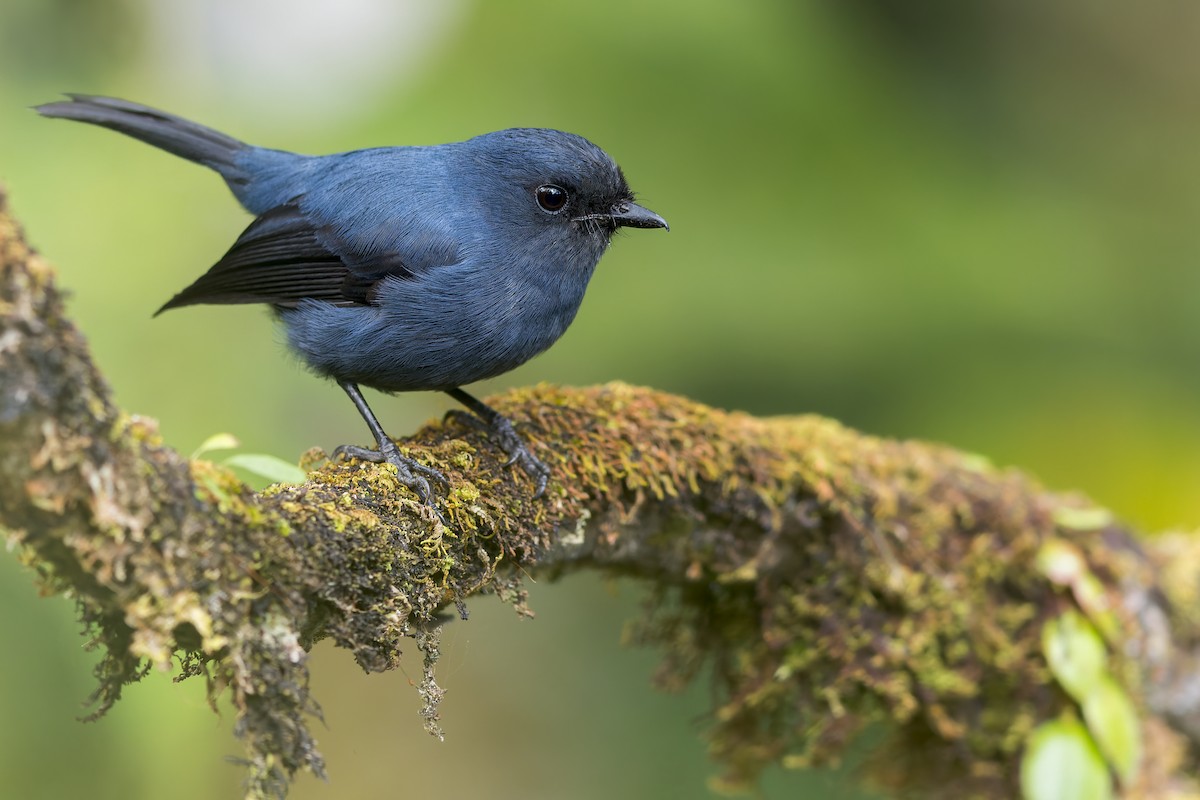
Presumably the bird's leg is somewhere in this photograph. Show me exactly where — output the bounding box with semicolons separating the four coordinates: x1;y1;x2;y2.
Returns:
333;381;449;504
444;387;550;497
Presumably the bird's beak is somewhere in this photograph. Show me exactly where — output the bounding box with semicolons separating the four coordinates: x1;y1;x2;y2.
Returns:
610;200;669;231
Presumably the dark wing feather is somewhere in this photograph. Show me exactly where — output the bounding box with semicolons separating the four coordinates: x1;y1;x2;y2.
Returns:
339;251;415;306
155;202;414;314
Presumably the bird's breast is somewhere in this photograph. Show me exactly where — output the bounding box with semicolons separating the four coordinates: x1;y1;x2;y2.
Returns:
281;237;602;392
461;262;589;368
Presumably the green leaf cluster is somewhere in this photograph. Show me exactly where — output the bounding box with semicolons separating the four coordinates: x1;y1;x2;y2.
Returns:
1021;599;1142;800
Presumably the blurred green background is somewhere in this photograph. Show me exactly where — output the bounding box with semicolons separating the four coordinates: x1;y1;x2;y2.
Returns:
3;1;1200;797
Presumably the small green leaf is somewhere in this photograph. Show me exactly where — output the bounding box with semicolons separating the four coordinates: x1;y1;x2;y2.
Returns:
1071;572;1111;618
1086;608;1122;644
192;432;241;459
958;452;994;473
1083;675;1142;786
1037;540;1086;585
1053;506;1113;530
1042;610;1106;702
223;453;307;486
1021;717;1113;800
196;472;231;511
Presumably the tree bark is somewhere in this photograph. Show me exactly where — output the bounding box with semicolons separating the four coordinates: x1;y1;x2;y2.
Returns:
1;187;1197;799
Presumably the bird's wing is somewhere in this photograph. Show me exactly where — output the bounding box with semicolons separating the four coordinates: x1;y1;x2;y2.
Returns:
155;201;435;314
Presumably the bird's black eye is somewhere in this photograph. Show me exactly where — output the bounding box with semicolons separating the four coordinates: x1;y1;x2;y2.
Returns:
535;184;569;213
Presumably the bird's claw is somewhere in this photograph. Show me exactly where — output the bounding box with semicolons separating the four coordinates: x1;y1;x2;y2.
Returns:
333;441;450;507
507;445;551;497
445;410;550;496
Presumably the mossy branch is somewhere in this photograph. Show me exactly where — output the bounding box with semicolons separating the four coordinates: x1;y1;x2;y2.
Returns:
2;188;1199;799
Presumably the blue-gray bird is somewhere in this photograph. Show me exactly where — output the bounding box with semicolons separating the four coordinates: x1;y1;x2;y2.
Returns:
36;95;667;502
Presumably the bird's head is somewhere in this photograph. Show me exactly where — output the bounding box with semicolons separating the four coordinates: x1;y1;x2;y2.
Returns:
463;128;668;245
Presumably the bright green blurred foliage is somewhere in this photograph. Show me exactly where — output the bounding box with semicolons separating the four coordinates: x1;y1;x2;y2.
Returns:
3;1;1200;798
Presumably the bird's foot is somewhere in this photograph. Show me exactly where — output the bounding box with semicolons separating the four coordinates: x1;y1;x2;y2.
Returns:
333;440;450;506
445;410;551;497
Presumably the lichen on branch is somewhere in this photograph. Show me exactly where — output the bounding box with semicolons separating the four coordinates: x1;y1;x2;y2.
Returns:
2;187;1199;799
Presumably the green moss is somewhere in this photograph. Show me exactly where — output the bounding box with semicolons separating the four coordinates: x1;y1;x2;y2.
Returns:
426;383;1165;798
6;364;1181;799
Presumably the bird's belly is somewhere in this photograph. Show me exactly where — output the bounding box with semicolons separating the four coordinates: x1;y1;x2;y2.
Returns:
280;288;580;392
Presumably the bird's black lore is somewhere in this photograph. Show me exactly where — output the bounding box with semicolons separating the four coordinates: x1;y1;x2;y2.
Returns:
37;94;668;504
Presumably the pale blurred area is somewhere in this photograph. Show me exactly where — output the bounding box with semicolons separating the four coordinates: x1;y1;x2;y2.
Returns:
140;0;466;119
3;1;1200;798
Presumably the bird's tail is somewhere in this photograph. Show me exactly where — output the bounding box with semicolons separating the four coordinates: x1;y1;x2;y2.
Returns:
36;94;251;186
